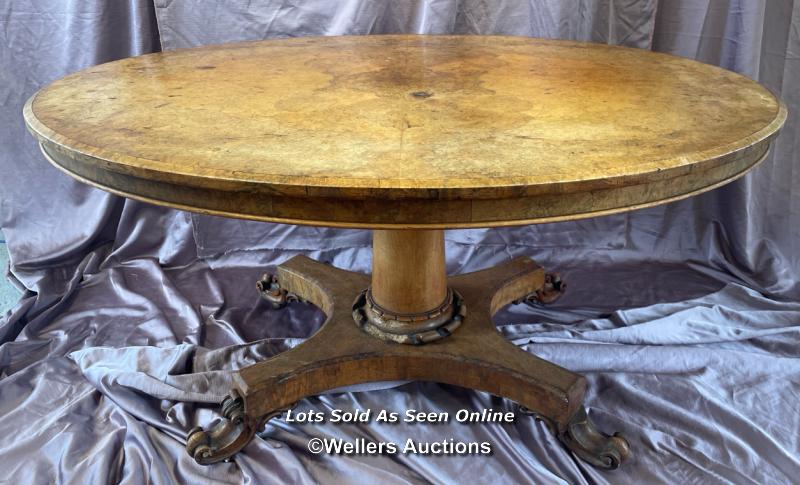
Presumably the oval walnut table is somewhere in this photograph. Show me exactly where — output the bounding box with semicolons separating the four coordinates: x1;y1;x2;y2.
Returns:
24;35;786;470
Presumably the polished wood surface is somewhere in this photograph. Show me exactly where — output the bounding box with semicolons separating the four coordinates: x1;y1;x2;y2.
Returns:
371;229;447;314
25;35;785;228
189;255;629;468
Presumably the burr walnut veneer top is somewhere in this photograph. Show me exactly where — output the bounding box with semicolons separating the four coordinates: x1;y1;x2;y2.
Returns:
24;35;785;228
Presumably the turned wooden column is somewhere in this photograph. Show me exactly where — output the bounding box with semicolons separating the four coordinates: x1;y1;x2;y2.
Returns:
371;229;448;315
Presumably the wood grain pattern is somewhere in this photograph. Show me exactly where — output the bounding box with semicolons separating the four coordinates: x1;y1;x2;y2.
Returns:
212;255;627;468
371;229;447;313
239;255;580;427
24;35;786;228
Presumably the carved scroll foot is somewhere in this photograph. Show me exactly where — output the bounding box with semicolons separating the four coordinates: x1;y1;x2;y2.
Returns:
257;273;302;309
514;272;566;305
186;390;291;465
186;391;255;464
558;406;630;469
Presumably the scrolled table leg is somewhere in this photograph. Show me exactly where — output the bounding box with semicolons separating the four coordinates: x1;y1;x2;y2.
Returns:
560;406;630;469
257;273;302;309
514;272;566;305
186;391;253;464
186;390;294;465
520;404;629;469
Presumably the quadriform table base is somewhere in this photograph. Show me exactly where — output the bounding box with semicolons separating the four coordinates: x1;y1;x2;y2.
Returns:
185;230;631;469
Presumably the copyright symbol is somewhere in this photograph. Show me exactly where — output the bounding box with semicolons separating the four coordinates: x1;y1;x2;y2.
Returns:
308;437;324;454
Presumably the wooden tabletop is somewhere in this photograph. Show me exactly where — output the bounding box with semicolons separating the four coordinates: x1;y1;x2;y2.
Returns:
25;35;785;228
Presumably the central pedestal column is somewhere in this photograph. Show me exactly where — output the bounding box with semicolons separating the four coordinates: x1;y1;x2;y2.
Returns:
371;229;447;314
355;229;463;344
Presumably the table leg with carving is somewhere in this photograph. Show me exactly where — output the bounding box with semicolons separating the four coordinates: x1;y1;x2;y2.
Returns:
186;230;630;469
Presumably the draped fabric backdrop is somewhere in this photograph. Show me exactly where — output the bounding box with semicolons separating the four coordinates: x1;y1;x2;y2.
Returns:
1;1;798;484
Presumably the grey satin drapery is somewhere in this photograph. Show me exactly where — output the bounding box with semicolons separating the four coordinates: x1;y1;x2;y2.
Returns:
1;1;798;483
